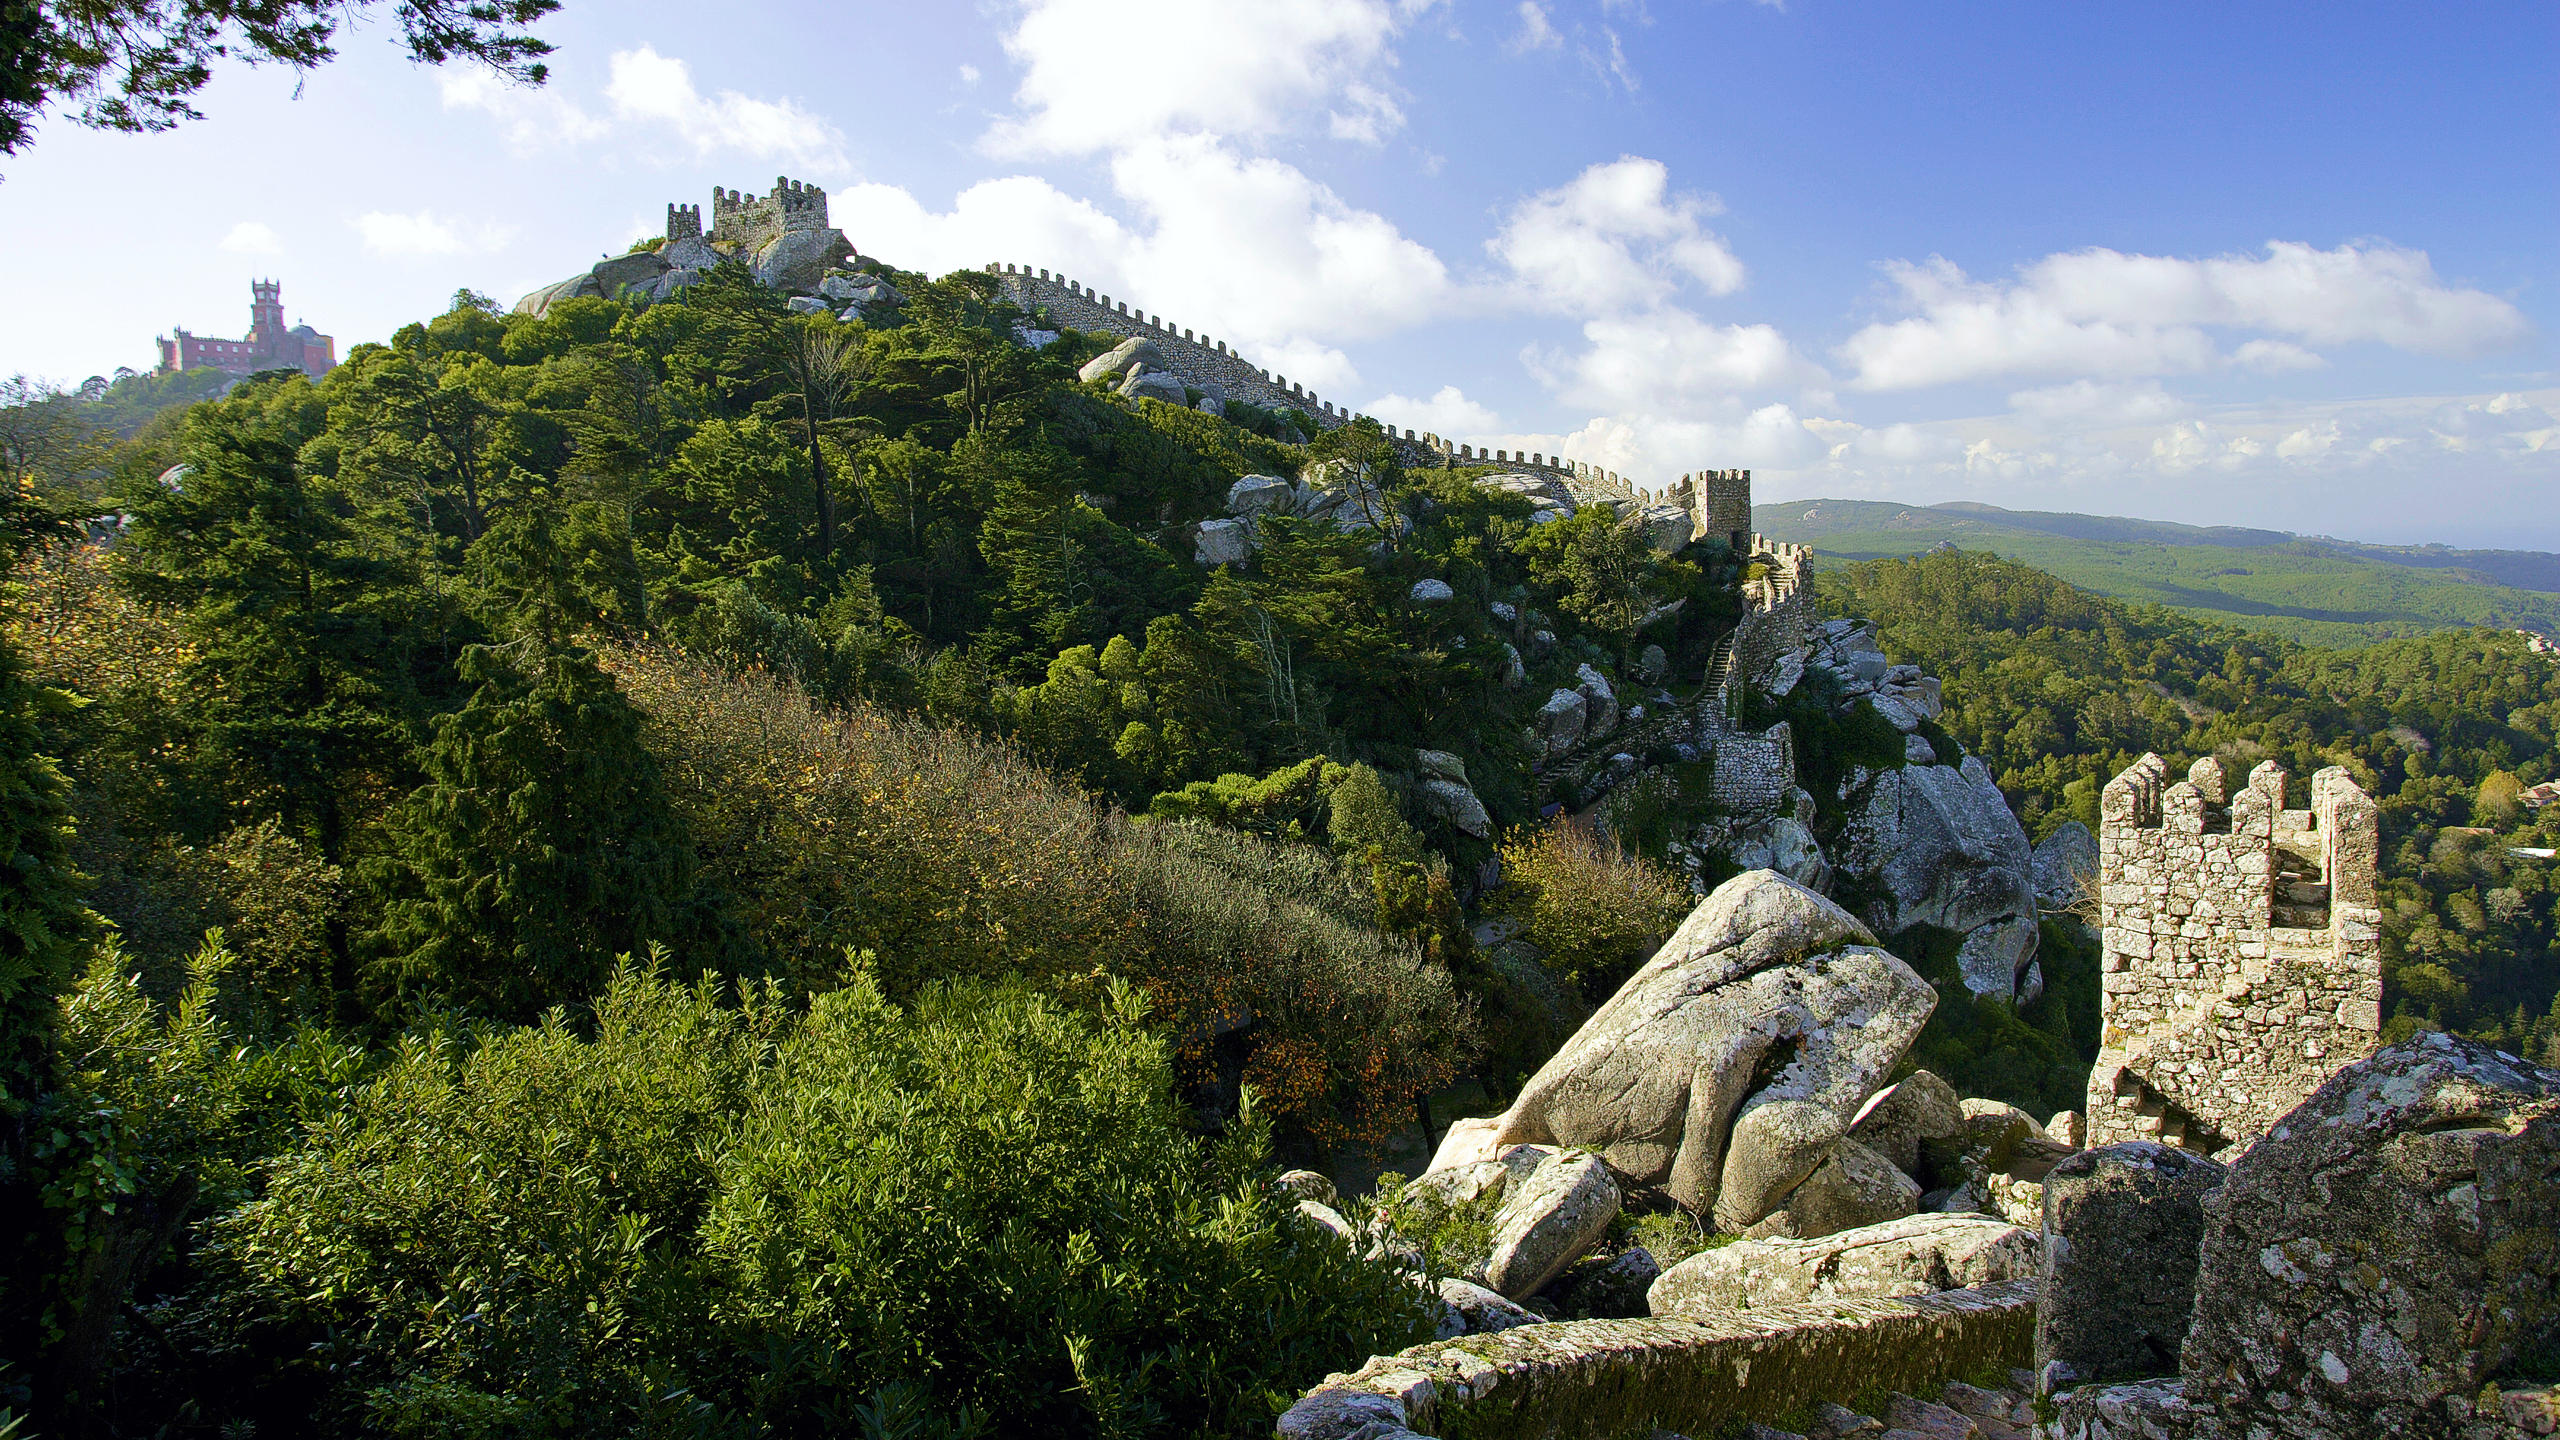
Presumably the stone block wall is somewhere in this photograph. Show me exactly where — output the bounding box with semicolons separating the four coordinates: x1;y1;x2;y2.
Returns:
1718;538;1818;704
1710;721;1796;816
982;264;1656;508
666;203;702;241
1276;1280;2036;1440
2088;755;2382;1155
708;177;829;254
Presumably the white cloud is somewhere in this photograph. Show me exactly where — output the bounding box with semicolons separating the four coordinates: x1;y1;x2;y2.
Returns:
220;221;281;255
439;47;842;170
1535;311;1823;413
605;47;846;171
438;68;608;151
1367;384;1503;436
1746;387;2560;548
985;0;1411;156
958;63;983;87
1491;156;1744;312
1510;2;1562;52
351;210;516;258
2007;379;2187;429
1839;241;2531;391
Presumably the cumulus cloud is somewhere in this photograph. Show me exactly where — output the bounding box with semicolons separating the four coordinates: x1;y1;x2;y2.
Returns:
1751;387;2560;548
1534;312;1824;414
438;67;609;151
352;211;516;258
1367;384;1503;436
1839;241;2532;390
605;47;846;170
985;0;1412;156
219;221;282;255
439;47;842;170
2007;379;2187;429
1491;156;1744;312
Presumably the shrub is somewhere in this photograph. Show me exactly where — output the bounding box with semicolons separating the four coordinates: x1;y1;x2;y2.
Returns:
607;647;1476;1144
213;962;1433;1438
1494;817;1693;1004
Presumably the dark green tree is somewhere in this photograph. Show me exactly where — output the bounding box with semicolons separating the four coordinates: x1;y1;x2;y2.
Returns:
119;412;422;854
364;639;701;1022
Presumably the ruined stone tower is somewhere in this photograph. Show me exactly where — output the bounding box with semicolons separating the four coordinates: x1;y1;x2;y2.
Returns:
2088;754;2383;1156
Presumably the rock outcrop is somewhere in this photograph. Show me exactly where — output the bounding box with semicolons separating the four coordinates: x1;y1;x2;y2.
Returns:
2032;820;2098;917
1481;871;1936;1224
1834;756;2041;1001
2035;1142;2226;1393
2183;1033;2560;1438
1481;1148;1621;1300
1649;1212;2038;1314
1743;1134;1922;1240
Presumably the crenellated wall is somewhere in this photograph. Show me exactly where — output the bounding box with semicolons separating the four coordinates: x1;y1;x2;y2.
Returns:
2089;755;2383;1156
707;177;830;253
980;263;1665;509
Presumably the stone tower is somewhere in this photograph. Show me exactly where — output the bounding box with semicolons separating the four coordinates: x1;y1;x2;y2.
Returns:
1703;468;1751;554
248;278;285;346
2088;754;2383;1156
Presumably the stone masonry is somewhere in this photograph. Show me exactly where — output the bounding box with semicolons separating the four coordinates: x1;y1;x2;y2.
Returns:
2088;754;2383;1156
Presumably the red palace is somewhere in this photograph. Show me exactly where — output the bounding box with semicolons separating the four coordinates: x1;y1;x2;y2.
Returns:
156;279;336;378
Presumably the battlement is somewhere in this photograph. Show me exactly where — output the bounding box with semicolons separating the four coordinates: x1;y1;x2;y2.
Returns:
707;176;829;252
2089;754;2382;1156
982;262;1683;509
666;203;702;242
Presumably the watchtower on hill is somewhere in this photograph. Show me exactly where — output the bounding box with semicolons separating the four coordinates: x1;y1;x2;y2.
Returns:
703;176;830;252
2090;754;2383;1156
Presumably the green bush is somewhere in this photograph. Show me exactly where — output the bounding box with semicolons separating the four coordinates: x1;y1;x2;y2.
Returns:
1494;817;1692;1004
214;962;1433;1438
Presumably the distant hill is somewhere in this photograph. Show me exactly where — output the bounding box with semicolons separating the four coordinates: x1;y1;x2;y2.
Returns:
1757;498;2560;647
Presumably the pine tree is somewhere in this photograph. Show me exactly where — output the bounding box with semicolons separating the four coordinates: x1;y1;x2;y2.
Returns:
365;642;700;1021
0;636;88;1117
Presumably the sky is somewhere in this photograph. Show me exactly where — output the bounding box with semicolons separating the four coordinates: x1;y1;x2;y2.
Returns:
2;0;2554;545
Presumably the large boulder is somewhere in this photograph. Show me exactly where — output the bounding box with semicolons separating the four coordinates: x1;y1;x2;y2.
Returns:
1719;814;1832;893
660;235;720;271
1433;1277;1539;1335
1226;474;1293;516
591;249;672;297
1648;1212;2037;1314
512;273;604;318
1485;871;1936;1223
1744;1135;1922;1240
1474;471;1576;514
1849;1070;1967;1176
1833;756;2041;1001
2032;821;2098;917
1482;1148;1621;1299
2183;1033;2560;1438
1573;663;1619;740
1193;519;1252;566
1535;688;1588;758
1416;779;1491;840
1078;336;1164;385
1632;501;1695;554
2035;1142;2226;1393
1119;368;1191;406
751;226;856;294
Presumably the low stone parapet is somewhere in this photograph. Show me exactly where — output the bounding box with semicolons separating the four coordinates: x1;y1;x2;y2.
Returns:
1276;1279;2035;1440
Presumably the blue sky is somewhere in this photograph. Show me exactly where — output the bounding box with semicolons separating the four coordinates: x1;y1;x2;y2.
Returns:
3;0;2554;544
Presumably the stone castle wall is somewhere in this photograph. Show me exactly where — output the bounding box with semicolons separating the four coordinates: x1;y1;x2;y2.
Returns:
2089;755;2382;1155
708;178;829;254
983;264;1659;510
1277;1280;2035;1440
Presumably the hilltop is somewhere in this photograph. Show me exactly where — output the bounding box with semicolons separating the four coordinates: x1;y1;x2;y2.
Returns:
1758;497;2560;647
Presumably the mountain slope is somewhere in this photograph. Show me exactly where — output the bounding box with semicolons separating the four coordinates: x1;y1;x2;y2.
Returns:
1758;499;2560;646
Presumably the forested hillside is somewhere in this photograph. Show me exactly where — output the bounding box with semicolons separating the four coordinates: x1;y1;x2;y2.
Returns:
1821;549;2560;1054
1764;497;2560;646
0;265;1733;1435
